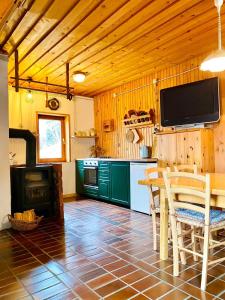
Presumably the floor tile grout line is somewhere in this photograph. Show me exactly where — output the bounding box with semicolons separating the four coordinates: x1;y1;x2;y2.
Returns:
3;200;225;300
6;230;79;300
64;203;216;298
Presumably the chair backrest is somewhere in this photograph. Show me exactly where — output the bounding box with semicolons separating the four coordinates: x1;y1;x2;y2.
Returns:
145;167;170;210
145;167;169;179
163;171;211;226
174;164;198;174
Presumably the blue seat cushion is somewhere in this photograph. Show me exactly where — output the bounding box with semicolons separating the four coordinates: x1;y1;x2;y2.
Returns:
176;208;225;225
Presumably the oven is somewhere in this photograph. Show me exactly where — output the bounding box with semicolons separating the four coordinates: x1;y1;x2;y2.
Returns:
83;160;98;189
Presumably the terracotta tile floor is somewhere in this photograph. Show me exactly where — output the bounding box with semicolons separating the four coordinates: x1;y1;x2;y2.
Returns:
0;199;225;299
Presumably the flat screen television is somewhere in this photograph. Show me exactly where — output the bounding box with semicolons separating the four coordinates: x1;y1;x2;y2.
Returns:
160;77;220;127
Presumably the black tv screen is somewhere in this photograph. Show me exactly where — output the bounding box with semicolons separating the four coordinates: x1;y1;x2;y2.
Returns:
160;77;220;127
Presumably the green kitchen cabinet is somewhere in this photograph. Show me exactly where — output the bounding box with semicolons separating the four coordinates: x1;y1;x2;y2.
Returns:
75;160;130;207
110;162;130;207
83;185;98;198
76;160;84;194
98;161;110;200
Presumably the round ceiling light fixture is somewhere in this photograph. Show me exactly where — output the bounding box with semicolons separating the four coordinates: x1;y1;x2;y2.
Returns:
72;71;86;83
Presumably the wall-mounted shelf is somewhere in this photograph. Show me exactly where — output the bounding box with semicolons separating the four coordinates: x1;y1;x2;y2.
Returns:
123;114;153;129
124;122;154;129
71;135;98;139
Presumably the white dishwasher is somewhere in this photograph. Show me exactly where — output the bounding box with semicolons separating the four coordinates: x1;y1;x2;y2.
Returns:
130;162;157;214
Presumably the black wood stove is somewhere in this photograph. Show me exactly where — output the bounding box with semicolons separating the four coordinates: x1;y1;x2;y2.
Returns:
10;129;55;217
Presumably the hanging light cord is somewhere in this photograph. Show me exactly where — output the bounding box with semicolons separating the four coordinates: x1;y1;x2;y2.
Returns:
215;0;223;50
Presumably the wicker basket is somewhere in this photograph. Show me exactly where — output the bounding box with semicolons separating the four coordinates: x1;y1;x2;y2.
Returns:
8;214;43;232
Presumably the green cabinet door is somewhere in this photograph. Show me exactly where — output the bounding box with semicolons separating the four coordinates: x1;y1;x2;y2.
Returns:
76;161;84;194
98;161;110;200
99;179;110;200
110;162;130;207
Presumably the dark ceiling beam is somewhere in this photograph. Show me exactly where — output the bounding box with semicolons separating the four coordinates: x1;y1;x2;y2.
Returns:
66;63;71;100
11;85;73;97
0;0;36;49
10;76;74;90
15;49;19;92
9;0;56;57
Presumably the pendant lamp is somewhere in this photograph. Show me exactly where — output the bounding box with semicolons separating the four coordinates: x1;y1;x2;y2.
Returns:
200;0;225;72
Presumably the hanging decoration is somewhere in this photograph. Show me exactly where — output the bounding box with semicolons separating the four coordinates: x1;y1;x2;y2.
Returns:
48;98;60;110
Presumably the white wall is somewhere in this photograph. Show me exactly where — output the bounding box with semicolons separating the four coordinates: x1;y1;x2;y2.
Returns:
63;96;95;195
8;89;94;195
0;53;10;230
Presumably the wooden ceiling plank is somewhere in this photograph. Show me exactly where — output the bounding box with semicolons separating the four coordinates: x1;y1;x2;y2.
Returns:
8;0;56;56
3;1;221;96
80;6;219;75
82;31;218;96
8;0;129;77
75;33;218;95
47;2;215;86
15;0;107;78
19;0;144;79
8;0;81;74
32;0;190;81
68;0;207;72
59;3;214;83
82;41;215;95
7;0;97;75
0;0;36;49
0;0;18;33
34;0;209;83
79;11;219;85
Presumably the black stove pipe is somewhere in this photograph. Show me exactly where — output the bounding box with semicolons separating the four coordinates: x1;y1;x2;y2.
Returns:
9;129;36;166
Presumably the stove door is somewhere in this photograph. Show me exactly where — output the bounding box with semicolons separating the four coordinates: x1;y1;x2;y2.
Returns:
83;167;98;187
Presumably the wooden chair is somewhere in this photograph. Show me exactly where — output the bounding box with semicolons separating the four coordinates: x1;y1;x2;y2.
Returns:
174;163;198;258
145;167;170;251
163;171;225;291
174;164;198;174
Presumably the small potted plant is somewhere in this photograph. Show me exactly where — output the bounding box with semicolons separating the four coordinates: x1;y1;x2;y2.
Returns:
89;145;105;157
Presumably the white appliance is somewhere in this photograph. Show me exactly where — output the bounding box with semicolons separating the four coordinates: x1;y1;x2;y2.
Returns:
130;162;157;214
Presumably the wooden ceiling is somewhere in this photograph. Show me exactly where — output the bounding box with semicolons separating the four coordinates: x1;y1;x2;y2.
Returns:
0;0;223;97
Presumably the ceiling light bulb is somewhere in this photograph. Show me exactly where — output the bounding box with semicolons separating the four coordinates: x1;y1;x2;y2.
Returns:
27;90;32;99
72;72;86;83
200;49;225;72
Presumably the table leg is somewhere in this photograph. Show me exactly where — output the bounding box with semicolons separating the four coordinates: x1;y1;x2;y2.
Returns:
160;188;169;260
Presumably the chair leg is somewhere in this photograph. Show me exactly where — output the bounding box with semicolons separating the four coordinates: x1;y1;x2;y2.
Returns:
199;228;204;253
152;211;157;251
201;225;210;291
191;226;198;262
171;216;179;276
177;222;186;265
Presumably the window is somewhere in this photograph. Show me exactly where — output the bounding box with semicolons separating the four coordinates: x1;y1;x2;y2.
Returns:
37;114;67;162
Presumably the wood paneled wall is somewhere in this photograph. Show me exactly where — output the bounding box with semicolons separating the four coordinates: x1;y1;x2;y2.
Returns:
94;54;225;172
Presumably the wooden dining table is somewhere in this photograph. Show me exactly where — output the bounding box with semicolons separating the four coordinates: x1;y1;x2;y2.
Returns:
138;173;225;260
